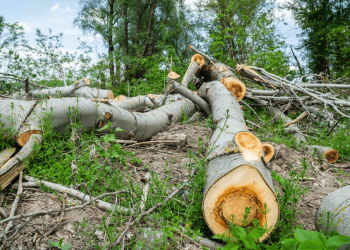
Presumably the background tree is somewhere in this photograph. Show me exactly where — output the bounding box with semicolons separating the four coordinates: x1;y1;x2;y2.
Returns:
74;0;201;88
199;0;291;76
287;0;350;76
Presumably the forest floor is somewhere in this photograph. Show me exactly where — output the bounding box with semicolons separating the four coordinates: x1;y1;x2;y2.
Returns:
1;118;349;249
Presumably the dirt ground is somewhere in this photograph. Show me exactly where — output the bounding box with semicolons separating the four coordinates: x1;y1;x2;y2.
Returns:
1;123;348;249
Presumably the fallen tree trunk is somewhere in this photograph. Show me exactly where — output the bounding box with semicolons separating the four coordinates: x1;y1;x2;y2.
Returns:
198;63;246;100
110;96;146;110
181;54;205;88
306;145;339;164
198;81;279;242
30;77;114;100
316;185;350;250
171;80;211;115
13;97;194;146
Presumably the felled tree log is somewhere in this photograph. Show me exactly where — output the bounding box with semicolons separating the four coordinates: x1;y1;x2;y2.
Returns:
31;77;114;100
198;63;246;100
306;145;339;164
0;134;43;189
110;96;146;110
13;97;195;146
316;185;350;249
171;81;211;115
262;143;275;163
181;54;205;88
198;81;279;242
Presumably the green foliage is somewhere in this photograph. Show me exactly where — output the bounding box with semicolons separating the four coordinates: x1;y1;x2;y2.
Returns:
201;0;291;77
286;0;350;76
271;159;309;240
280;228;350;250
47;238;71;250
213;207;268;250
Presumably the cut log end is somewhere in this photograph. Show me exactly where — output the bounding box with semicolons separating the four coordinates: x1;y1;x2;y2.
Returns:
114;95;127;101
324;149;339;164
16;130;42;147
203;164;279;242
191;54;205;67
262;143;275;163
220;77;246;100
235;132;262;162
83;77;90;85
168;72;181;82
107;90;114;100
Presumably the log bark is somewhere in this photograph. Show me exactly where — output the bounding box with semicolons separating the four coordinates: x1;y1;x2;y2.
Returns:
110;96;146;110
198;81;279;242
171;81;211;115
14;97;194;146
181;54;205;88
316;185;350;250
306;145;339;164
199;63;246;100
0;134;43;189
0;148;16;167
31;77;114;100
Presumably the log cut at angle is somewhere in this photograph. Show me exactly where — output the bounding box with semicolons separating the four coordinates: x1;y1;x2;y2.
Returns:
198;81;279;241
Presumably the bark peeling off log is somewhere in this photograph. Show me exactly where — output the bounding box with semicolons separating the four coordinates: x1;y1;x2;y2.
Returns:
306;145;339;164
316;185;350;249
31;78;114;100
0;134;43;189
199;81;278;242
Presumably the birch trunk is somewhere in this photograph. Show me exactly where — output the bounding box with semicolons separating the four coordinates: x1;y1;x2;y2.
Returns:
316;185;350;250
198;81;279;242
31;77;114;100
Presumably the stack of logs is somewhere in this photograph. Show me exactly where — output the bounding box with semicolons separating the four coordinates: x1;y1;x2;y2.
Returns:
0;44;344;242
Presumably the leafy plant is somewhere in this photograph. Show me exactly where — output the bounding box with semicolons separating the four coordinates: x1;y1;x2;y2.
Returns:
47;238;71;250
281;228;350;250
